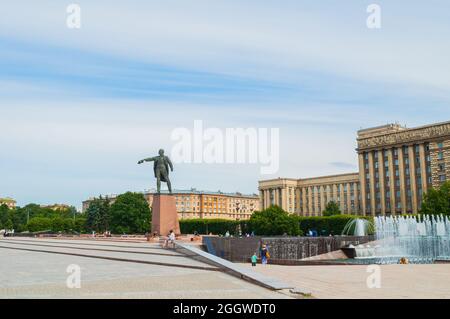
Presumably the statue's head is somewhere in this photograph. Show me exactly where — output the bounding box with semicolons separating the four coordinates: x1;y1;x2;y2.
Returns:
158;149;164;156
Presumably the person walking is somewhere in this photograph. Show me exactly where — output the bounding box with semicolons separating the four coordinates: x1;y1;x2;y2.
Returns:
251;252;258;267
261;244;270;265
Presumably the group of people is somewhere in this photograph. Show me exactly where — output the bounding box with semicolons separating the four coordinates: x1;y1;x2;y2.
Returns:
251;244;270;266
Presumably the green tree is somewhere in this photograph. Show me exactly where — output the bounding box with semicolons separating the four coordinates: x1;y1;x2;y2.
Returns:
85;196;111;232
247;205;301;236
322;200;341;216
27;217;53;232
109;192;151;234
420;181;450;216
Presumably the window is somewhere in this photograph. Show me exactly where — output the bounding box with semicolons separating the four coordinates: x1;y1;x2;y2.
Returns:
439;164;445;172
438;142;444;149
440;175;447;182
438;152;444;160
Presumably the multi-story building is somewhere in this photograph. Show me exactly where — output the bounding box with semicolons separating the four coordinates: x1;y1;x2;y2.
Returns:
357;121;450;215
0;197;16;209
259;173;360;216
259;120;450;216
83;189;259;220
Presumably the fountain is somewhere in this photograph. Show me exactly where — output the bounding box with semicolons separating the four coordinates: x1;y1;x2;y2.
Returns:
372;215;450;263
340;215;450;263
342;218;374;236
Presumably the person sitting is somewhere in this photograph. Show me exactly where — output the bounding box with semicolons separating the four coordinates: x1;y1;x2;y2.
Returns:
164;230;176;248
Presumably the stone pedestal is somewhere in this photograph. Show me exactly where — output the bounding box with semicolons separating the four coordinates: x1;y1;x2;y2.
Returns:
151;194;180;236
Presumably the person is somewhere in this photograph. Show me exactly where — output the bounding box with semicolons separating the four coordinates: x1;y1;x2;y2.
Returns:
165;230;176;248
260;244;270;265
251;252;258;267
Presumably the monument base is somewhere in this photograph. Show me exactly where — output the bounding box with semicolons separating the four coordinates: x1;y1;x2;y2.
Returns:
151;194;180;236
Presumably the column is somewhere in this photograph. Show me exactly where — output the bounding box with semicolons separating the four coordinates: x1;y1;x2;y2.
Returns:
358;153;367;215
378;150;386;215
302;187;307;215
281;187;287;211
419;144;428;191
259;190;264;210
408;145;418;213
368;151;376;215
314;186;320;215
326;184;332;205
308;186;313;215
398;147;407;214
354;182;360;215
295;187;300;214
387;148;396;215
320;186;326;216
346;183;351;214
339;183;345;214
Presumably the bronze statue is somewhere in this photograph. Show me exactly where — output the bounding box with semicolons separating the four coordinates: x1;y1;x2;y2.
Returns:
138;149;173;193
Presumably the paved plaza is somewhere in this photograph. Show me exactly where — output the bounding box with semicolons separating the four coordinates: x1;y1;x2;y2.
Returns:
0;237;289;299
243;263;450;299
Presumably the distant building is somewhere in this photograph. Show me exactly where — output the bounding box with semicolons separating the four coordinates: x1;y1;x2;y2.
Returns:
0;197;16;209
260;120;450;216
83;189;259;220
40;204;71;211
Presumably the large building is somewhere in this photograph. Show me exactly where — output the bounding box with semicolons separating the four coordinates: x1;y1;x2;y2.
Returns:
259;120;450;216
83;189;259;220
0;197;16;209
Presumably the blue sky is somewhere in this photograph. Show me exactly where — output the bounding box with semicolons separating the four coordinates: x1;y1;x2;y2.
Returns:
1;1;450;209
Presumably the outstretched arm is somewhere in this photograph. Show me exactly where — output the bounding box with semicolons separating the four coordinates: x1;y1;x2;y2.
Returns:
138;156;157;164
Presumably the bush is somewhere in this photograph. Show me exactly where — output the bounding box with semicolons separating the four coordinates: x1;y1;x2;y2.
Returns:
27;217;76;233
180;218;240;235
296;215;373;236
27;217;52;232
246;206;302;236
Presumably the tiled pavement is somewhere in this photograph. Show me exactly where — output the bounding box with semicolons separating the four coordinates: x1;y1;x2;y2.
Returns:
242;263;450;299
0;237;290;299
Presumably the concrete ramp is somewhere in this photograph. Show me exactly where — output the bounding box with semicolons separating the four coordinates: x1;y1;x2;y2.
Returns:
174;242;294;290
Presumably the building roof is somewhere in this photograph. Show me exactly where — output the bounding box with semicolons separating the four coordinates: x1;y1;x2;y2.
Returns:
84;189;258;202
0;197;16;203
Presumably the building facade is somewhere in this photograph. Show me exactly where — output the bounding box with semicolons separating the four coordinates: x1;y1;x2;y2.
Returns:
83;189;259;220
357;122;450;216
0;197;16;209
259;173;360;216
259;120;450;216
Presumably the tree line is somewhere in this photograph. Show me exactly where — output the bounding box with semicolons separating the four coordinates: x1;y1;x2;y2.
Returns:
2;182;449;235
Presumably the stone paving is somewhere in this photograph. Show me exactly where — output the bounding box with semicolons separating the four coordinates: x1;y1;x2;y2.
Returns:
242;263;450;299
0;238;289;299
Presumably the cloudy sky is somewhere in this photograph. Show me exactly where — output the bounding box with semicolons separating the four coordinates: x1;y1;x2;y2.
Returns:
1;1;450;209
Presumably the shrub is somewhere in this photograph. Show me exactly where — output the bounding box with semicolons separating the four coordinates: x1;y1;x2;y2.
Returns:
180;218;240;235
296;215;373;236
246;206;302;236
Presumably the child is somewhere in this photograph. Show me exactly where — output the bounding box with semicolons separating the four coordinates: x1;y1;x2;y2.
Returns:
251;253;258;267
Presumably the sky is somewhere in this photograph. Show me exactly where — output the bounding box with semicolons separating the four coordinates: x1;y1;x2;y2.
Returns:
1;1;450;209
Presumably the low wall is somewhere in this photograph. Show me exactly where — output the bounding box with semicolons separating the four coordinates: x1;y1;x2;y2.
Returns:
203;235;374;263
